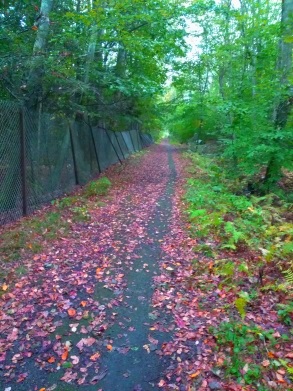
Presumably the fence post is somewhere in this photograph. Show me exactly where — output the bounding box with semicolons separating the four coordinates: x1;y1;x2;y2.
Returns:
121;132;130;154
105;129;123;165
19;106;28;216
89;121;101;173
139;132;146;148
69;123;79;185
129;130;137;152
114;132;125;160
136;128;141;150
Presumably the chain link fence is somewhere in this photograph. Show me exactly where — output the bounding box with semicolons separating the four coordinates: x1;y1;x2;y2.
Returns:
0;101;153;225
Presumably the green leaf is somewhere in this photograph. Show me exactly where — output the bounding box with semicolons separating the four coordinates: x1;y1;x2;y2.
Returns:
235;297;247;319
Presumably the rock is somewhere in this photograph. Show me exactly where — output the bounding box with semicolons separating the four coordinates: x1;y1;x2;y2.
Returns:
209;381;222;390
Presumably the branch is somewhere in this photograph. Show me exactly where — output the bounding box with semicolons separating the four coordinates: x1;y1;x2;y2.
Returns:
128;21;149;33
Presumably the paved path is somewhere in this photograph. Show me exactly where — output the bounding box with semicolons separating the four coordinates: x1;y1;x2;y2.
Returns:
0;143;180;391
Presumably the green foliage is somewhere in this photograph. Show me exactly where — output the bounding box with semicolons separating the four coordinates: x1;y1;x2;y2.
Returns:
277;303;293;326
0;0;187;134
234;297;248;319
53;196;78;209
70;206;91;222
212;321;277;386
165;0;292;189
234;291;258;319
215;260;235;278
283;268;293;288
185;153;292;268
84;177;112;197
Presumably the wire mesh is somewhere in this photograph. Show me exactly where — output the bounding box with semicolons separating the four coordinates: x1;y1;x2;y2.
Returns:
0;101;153;225
0;102;22;224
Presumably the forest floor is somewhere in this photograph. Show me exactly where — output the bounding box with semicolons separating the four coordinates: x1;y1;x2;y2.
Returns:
0;142;292;391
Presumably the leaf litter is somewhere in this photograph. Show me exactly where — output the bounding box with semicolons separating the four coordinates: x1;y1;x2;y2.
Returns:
1;143;292;391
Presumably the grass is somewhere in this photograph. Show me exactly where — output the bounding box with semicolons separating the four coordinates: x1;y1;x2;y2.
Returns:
0;177;112;269
84;177;112;197
0;211;70;263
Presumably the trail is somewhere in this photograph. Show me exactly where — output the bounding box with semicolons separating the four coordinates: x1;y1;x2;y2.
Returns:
0;143;181;391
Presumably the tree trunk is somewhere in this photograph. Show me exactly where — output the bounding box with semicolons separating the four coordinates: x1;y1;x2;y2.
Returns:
27;0;54;109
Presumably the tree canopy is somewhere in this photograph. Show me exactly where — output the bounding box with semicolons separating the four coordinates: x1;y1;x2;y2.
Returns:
0;0;186;131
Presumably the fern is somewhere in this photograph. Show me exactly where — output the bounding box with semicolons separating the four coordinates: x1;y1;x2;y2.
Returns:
283;268;293;288
215;260;235;277
235;297;248;319
287;366;293;381
279;359;293;381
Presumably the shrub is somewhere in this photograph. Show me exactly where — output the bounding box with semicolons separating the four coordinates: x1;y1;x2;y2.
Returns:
84;177;112;197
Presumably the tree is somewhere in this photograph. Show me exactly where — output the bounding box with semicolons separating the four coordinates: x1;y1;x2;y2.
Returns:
166;0;292;192
0;0;187;132
27;0;54;109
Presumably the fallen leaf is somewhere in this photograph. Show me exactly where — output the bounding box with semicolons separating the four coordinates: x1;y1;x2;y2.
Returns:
48;356;55;363
276;372;285;383
242;363;249;373
106;344;113;351
67;308;76;317
143;344;150;353
7;327;18;342
76;337;96;350
2;283;8;291
90;352;101;361
190;370;200;379
277;369;286;375
61;349;68;361
60;370;77;382
71;355;79;365
90;369;107;383
148;335;159;345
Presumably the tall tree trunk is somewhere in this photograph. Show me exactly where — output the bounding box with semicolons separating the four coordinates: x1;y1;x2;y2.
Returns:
27;0;54;109
79;2;104;112
84;25;98;85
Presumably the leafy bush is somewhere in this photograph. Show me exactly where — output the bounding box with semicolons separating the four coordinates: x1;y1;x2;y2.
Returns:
84;177;112;197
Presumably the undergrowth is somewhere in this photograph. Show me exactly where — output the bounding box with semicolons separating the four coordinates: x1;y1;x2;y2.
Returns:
185;152;293;389
185;153;292;280
84;177;112;197
0;177;112;267
212;321;293;389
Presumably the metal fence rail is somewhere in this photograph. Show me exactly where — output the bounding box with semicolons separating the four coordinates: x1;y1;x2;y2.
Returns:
0;101;153;225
